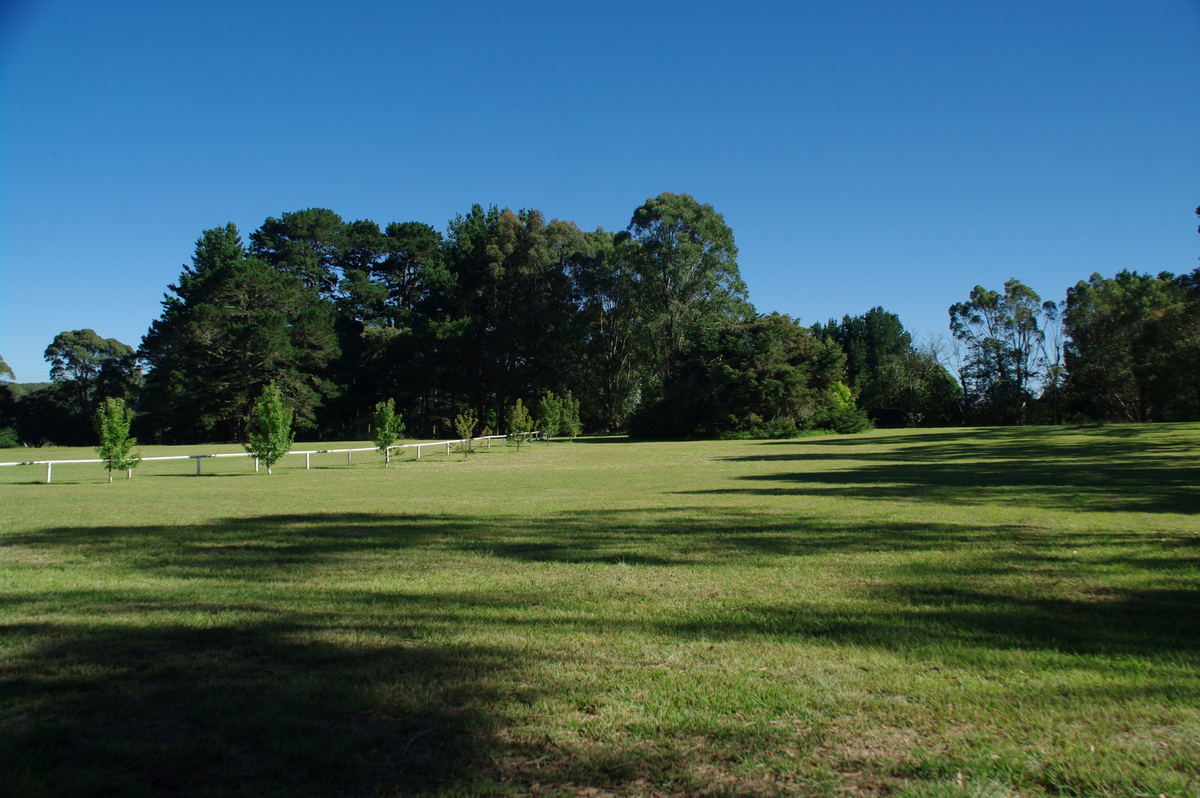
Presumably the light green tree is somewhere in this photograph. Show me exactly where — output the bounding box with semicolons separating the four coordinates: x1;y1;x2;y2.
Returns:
94;397;141;482
454;409;478;456
372;398;404;465
560;391;582;440
536;392;562;441
506;398;533;450
244;383;293;474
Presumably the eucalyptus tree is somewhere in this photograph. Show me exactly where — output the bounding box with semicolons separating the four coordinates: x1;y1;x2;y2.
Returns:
569;229;644;430
949;279;1056;424
44;329;136;409
620;192;754;385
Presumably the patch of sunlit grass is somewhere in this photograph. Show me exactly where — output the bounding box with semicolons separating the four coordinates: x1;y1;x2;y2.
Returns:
1;425;1198;796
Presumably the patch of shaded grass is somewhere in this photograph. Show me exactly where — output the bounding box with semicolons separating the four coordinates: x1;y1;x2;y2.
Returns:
2;425;1198;796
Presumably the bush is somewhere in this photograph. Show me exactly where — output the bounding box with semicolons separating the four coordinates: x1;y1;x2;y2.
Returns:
809;382;873;434
0;426;19;448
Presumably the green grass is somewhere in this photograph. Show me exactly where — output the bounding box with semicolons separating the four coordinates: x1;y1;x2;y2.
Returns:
1;425;1197;797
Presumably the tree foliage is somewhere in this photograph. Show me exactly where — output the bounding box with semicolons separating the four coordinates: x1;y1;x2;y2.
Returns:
620;192;753;384
506;399;533;450
536;392;562;440
372;398;404;464
244;383;294;473
560;391;582;440
1063;270;1196;422
629;314;849;438
26;198;1200;447
139;224;339;442
454;409;478;455
94;397;141;482
45;329;136;409
949;279;1056;425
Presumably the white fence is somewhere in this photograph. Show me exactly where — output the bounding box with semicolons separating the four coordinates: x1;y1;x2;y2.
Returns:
0;434;533;483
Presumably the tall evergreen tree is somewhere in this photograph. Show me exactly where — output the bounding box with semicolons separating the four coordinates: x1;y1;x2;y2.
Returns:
139;224;339;442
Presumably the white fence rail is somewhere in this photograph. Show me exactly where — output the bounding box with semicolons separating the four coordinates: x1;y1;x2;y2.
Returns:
0;434;533;483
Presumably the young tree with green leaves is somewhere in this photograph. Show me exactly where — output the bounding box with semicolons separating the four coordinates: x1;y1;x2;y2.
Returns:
372;398;404;464
506;399;533;450
94;397;140;482
536;392;562;441
454;409;478;456
244;383;294;474
560;391;582;439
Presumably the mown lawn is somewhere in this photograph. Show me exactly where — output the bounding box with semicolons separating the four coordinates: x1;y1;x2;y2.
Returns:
1;425;1197;797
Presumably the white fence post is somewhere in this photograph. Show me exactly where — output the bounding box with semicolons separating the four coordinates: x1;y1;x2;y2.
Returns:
195;457;201;476
416;445;421;460
306;452;311;470
347;451;352;466
255;457;259;472
46;462;52;483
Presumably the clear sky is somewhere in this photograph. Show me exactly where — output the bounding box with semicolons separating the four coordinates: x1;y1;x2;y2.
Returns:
2;0;1198;382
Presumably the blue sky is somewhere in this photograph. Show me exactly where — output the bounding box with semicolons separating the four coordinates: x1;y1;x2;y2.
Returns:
2;0;1198;382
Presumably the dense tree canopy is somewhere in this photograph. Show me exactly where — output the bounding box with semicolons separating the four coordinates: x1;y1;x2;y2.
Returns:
138;223;339;443
4;197;1198;448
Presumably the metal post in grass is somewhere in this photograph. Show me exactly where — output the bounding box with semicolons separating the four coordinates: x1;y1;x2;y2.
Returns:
46;462;52;483
347;450;352;466
196;457;201;476
306;452;311;470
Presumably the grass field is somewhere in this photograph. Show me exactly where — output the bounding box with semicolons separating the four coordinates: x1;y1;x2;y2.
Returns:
1;425;1197;797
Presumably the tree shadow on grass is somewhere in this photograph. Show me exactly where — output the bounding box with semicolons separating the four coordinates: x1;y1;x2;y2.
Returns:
710;426;1200;515
663;583;1200;661
5;509;1069;576
0;614;522;797
8;505;1196;579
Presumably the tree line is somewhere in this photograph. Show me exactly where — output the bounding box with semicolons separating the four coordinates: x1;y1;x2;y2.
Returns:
2;196;1198;447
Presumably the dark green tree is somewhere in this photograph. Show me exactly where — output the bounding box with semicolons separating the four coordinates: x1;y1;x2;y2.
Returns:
250;208;347;297
620;192;753;384
44;329;135;409
1064;269;1196;422
569;229;644;430
139;223;339;442
629;314;847;439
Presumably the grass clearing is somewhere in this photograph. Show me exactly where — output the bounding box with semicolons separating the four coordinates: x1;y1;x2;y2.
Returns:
1;425;1198;796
